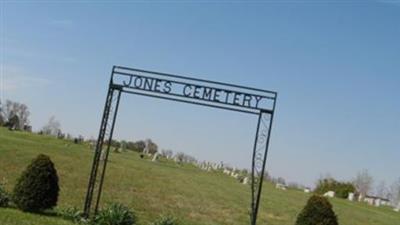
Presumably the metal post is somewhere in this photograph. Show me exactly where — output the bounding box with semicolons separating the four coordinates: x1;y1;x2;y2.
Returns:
83;67;117;218
251;113;262;225
94;90;122;213
250;96;277;225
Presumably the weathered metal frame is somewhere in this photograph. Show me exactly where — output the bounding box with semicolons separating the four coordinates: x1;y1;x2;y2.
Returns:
83;66;277;225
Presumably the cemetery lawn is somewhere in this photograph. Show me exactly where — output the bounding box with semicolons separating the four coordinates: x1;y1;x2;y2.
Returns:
0;208;74;225
0;127;399;225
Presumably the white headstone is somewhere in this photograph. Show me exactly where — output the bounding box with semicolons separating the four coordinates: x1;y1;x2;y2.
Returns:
394;203;400;212
304;188;310;193
100;149;107;161
143;140;150;154
358;194;364;202
374;198;381;207
152;152;159;162
323;191;335;198
242;177;249;185
348;192;354;201
275;183;287;190
365;197;374;205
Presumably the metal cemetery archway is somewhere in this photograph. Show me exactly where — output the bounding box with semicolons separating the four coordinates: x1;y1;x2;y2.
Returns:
83;66;277;225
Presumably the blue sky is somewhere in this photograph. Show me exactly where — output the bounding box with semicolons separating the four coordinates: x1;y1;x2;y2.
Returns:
1;1;399;188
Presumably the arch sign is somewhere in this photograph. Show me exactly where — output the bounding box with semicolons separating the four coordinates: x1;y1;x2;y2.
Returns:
83;66;277;225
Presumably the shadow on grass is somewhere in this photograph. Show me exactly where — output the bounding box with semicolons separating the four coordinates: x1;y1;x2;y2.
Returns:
5;205;66;219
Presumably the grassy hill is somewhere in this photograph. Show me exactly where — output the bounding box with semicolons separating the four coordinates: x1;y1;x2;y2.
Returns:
0;127;399;225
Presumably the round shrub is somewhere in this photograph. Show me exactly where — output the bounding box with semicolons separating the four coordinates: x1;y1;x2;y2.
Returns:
296;195;338;225
13;154;59;212
93;203;136;225
151;215;179;225
0;184;10;207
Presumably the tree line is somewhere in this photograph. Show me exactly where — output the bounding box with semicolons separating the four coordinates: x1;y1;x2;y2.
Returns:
265;168;400;207
314;170;400;206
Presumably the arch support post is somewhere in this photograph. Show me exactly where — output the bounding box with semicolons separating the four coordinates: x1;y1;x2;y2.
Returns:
250;108;275;225
83;68;122;218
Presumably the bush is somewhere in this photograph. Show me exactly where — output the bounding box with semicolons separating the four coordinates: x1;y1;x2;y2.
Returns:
93;203;136;225
296;195;338;225
0;184;10;207
150;215;179;225
13;154;59;212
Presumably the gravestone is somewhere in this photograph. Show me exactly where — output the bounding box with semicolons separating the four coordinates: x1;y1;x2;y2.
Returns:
275;183;287;191
365;197;374;205
121;142;126;152
374;198;381;207
323;191;335;198
348;192;354;201
394;203;400;212
152;152;159;162
89;142;95;151
242;177;249;185
100;148;107;161
358;194;364;202
143;139;150;155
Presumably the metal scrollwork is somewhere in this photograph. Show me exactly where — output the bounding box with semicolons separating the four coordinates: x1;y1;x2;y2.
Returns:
251;112;273;225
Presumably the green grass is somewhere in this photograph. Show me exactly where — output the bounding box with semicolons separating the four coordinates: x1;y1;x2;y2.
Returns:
0;127;399;225
0;208;74;225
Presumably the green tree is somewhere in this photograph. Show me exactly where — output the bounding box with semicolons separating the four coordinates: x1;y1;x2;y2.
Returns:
315;178;355;199
7;114;20;130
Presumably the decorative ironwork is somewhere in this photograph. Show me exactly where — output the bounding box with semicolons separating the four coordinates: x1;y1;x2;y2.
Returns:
83;66;277;225
251;112;275;225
